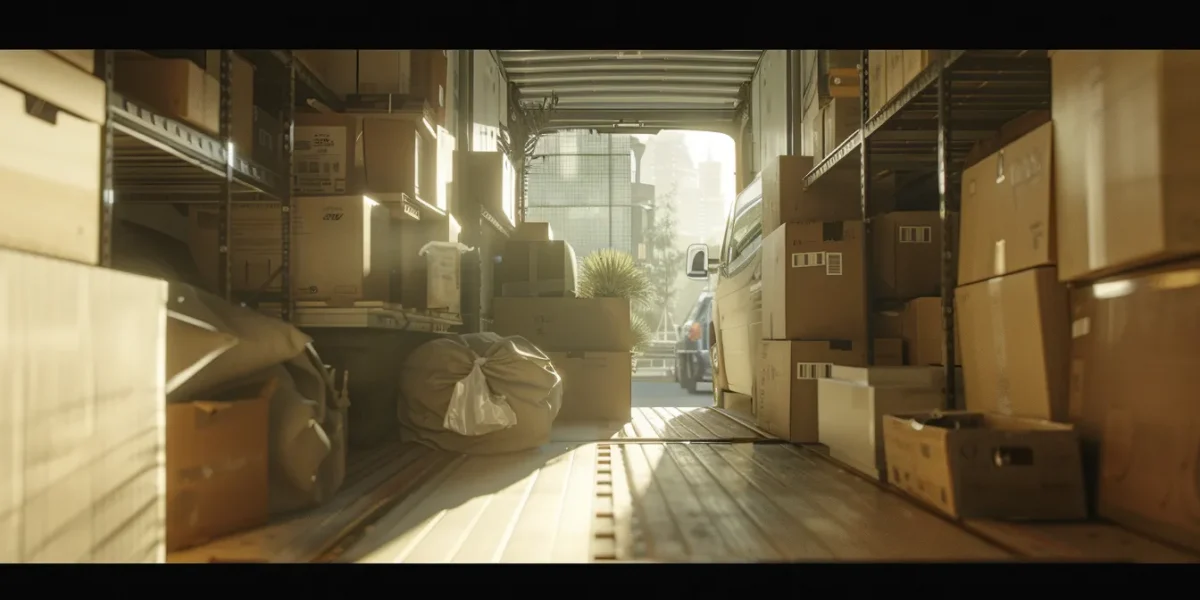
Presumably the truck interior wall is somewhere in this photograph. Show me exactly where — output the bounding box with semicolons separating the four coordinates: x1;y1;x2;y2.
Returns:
749;50;789;176
471;50;505;152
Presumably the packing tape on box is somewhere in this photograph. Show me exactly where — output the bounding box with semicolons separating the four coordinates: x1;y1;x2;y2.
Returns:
987;278;1013;415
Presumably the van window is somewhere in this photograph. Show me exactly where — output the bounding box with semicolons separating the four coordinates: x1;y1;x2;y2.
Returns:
726;197;763;264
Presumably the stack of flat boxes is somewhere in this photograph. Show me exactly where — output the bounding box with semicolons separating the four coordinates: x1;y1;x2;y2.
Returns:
1053;50;1200;552
491;225;634;422
867;50;937;118
0;51;169;562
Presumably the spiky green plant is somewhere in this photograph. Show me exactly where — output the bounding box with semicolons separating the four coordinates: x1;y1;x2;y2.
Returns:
629;312;654;355
577;249;652;309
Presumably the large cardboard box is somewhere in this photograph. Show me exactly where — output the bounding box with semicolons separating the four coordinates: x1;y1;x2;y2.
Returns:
872;210;941;300
1070;258;1200;552
868;50;887;116
513;221;553;242
357;50;413;94
958;122;1054;287
495;240;578;298
293;114;360;195
1052;50;1200;283
903;50;931;84
0;54;104;265
50;50;96;74
293;50;357;97
187;196;392;304
166;381;271;552
955;267;1070;421
549;351;633;422
203;51;255;155
293;114;435;207
761;155;862;236
462;150;517;226
885;50;907;103
903;297;962;366
822;97;860;157
883;411;1087;520
492;297;632;352
761;221;868;341
756;340;868;443
1;248;168;563
114;55;220;135
818;366;947;479
411;50;448;124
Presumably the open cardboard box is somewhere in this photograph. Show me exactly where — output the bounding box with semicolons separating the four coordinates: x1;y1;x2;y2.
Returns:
882;411;1087;521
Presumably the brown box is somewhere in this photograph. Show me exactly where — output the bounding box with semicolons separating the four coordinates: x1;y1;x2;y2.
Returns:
1070;258;1200;552
492;297;632;352
958;122;1054;286
873;338;904;366
761;221;868;341
872;309;904;338
822;97;860;157
463;150;517;226
513;221;553;242
495;240;578;298
903;50;931;84
357;50;412;94
187;195;393;304
903;297;962;366
293;50;357;97
411;50;448;124
203;51;255;155
885;50;907;103
166;381;271;552
761;155;862;236
549;351;633;422
50;50;96;74
883;411;1087;520
868;50;887;116
756;340;868;443
1052;50;1200;283
2;248;168;563
872;210;942;300
360;118;436;206
115;55;220;135
0;54;104;265
293;114;359;195
955;266;1070;421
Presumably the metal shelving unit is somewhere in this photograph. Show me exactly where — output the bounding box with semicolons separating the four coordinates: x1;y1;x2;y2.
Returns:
801;50;1052;408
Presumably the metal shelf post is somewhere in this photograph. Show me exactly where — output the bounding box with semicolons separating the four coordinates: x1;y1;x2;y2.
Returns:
936;65;959;408
217;50;234;301
859;50;875;365
99;50;115;267
280;51;296;323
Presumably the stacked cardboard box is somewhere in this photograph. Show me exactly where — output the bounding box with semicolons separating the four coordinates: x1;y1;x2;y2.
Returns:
867;50;935;117
494;222;578;299
493;297;634;422
881;115;1089;521
1052;50;1200;553
293;50;448;125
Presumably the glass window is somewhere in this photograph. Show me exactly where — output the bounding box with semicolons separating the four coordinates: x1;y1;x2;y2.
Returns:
726;197;762;264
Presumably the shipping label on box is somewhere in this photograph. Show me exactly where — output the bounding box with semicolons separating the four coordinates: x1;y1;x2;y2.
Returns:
762;221;868;341
757;340;867;443
294;125;350;194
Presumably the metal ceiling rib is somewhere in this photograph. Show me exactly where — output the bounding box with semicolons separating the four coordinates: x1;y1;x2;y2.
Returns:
496;50;763;132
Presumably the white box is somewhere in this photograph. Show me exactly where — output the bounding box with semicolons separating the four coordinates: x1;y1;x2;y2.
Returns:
1;247;168;562
818;367;947;480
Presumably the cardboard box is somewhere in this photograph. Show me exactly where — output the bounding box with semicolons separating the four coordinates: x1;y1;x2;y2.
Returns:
495;240;578;298
883;411;1087;520
1;248;168;562
885;50;907;103
492;297;632;352
293;114;359;195
166;381;271;552
549;351;633;422
513;222;554;242
411;50;448;124
357;50;412;94
1070;258;1200;552
872;210;942;300
203;51;255;155
1052;50;1200;283
0;64;103;265
761;221;868;341
293;50;357;97
756;340;869;443
868;50;887;117
462;151;517;226
956;266;1070;421
873;338;904;366
958;122;1054;287
115;55;220;135
293;114;436;206
903;297;962;366
903;50;930;84
872;309;904;338
761;155;862;236
51;49;96;74
818;367;947;479
822;97;861;157
187;196;392;304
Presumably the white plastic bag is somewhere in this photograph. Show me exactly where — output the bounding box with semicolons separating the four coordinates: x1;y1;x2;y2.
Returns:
443;356;518;436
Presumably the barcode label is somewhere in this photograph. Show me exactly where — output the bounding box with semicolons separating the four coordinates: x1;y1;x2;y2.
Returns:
899;226;933;243
825;252;843;276
791;251;826;268
796;362;834;380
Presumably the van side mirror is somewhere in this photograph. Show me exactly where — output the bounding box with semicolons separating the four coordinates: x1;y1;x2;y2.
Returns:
685;244;715;280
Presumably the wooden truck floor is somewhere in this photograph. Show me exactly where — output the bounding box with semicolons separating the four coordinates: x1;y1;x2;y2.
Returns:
170;408;1200;564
